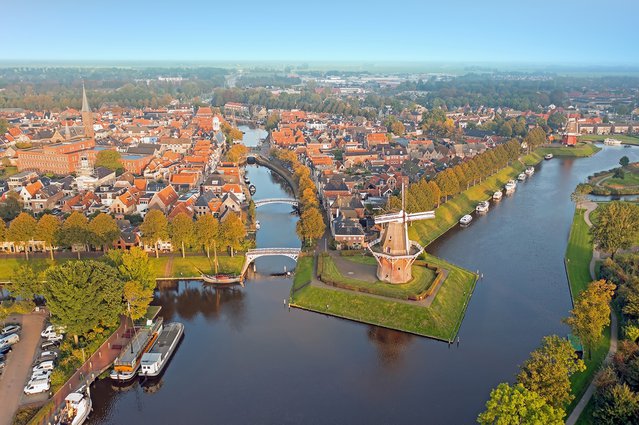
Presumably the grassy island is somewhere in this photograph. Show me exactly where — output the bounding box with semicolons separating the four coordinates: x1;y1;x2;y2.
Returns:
588;162;639;195
537;142;601;158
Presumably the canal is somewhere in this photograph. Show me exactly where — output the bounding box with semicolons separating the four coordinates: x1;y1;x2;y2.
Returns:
88;140;639;424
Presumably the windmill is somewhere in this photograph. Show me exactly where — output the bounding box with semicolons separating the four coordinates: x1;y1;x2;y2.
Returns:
368;184;435;284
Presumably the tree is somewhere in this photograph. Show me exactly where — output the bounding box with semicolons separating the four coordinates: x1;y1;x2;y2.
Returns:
300;188;319;209
435;169;459;201
620;156;630;167
0;193;22;221
428;181;442;207
140;210;169;258
390;120;405;136
88;213;120;251
58;211;90;259
5;265;42;301
516;335;586;407
219;212;245;256
593;383;639;425
547;112;566;131
44;261;123;345
36;214;60;260
195;214;219;259
107;247;155;320
169;213;195;258
225;144;248;163
590;202;639;258
95;150;123;173
296;207;325;247
565;280;616;359
7;212;37;259
265;112;280;131
477;383;565;425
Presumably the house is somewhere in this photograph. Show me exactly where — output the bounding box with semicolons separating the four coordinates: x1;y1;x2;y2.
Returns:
19;180;44;205
221;183;245;202
170;172;201;192
28;185;64;212
333;216;366;250
110;189;140;216
220;192;242;214
148;185;179;213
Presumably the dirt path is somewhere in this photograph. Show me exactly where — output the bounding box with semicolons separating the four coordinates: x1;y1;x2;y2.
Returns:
0;311;46;425
164;256;174;278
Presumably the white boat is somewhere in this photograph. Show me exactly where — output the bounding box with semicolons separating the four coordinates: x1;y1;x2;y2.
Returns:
525;166;535;176
604;138;622;146
459;214;473;226
492;191;503;201
517;173;526;181
57;388;91;425
139;322;184;378
475;201;489;214
544;153;553;160
504;180;516;194
110;319;162;382
255;220;261;230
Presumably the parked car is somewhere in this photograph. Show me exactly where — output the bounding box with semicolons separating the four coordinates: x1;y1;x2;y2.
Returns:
0;360;5;373
0;333;20;348
41;325;65;339
33;360;55;372
1;324;21;336
41;340;60;351
0;345;11;355
38;351;58;362
24;379;50;395
47;333;64;343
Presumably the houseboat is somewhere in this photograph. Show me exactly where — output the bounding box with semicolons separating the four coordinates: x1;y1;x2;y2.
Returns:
492;191;503;201
504;180;517;194
604;138;622;146
525;166;535;176
57;387;91;425
517;173;527;181
110;319;162;382
139;322;184;378
544;153;553;160
459;215;473;226
475;201;489;214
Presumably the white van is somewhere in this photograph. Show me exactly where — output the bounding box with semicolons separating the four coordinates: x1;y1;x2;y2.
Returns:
41;325;65;339
0;333;19;347
33;360;55;372
24;378;50;395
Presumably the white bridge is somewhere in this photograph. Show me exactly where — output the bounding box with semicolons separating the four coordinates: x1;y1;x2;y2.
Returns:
241;247;302;275
253;198;298;208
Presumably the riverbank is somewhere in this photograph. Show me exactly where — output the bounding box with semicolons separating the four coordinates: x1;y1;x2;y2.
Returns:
579;134;639;145
537;142;601;157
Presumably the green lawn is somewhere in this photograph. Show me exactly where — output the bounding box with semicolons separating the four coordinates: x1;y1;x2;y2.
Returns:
291;256;313;293
291;253;477;341
319;255;437;300
0;257;69;281
579;134;639;145
537;142;601;157
149;255;245;278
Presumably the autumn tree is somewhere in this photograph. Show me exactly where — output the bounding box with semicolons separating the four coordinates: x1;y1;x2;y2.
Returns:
477;383;565;425
36;214;60;260
593;382;639;424
0;192;22;221
44;261;123;345
590;202;639;258
88;212;120;251
219;212;245;256
58;211;90;259
169;212;195;258
106;247;155;320
516;335;586;407
195;214;219;259
7;212;36;259
140;210;169;258
95;149;123;173
225;144;248;163
565;280;616;359
296;207;325;247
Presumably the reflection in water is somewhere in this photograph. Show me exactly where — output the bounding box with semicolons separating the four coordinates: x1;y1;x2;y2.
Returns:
367;327;413;368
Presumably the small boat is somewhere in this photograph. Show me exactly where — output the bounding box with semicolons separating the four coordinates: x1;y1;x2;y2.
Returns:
604;138;622;146
492;191;503;201
624;145;632;148
248;184;256;195
525;166;535;176
517;173;526;181
201;274;242;284
243;176;250;184
139;322;184;377
459;214;473;226
544;153;553;160
255;220;261;230
57;387;92;425
475;201;489;214
504;180;516;194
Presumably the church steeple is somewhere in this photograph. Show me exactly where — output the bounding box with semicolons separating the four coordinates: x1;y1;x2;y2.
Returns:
81;82;94;138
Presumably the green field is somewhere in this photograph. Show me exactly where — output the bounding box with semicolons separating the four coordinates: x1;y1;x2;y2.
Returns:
579;134;639;145
291;256;313;293
589;164;639;195
318;255;437;300
537;142;601;157
291;253;477;341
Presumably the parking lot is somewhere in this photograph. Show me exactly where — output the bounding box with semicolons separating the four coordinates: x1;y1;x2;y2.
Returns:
0;311;47;425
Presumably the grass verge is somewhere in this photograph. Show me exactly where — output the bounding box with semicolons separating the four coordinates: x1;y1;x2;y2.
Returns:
537;142;601;157
579;134;639;145
291;256;313;293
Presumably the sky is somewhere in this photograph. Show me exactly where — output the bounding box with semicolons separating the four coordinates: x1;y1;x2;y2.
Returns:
1;0;638;65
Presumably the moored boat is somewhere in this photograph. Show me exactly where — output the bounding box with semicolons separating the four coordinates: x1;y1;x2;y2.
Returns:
57;387;92;425
110;319;162;382
255;220;261;230
459;214;473;226
201;273;242;284
544;153;553;160
525;166;534;176
475;201;489;214
504;180;516;194
492;191;503;201
248;184;256;195
604;138;622;146
139;322;184;377
517;173;526;181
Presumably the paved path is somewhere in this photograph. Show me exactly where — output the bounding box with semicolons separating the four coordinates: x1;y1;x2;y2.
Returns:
0;311;46;425
566;203;619;425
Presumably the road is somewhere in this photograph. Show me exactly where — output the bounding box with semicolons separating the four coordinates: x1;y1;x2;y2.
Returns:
0;311;46;425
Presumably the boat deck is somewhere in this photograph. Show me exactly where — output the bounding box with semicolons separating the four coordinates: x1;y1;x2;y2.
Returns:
148;323;182;358
116;328;151;366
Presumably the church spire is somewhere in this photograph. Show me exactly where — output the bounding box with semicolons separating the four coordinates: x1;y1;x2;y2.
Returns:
81;82;91;113
81;82;94;138
64;122;71;140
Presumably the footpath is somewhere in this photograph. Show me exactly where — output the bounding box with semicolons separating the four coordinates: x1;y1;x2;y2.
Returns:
565;202;619;425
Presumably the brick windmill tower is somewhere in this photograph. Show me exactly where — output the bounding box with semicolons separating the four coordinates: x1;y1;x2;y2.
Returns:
368;185;435;284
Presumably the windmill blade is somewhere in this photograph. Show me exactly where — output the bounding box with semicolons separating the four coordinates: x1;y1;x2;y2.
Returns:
374;211;404;224
405;211;435;222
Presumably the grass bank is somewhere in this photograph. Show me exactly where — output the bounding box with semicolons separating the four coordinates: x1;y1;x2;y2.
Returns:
579;134;639;145
538;142;601;157
291;256;313;293
291;253;477;341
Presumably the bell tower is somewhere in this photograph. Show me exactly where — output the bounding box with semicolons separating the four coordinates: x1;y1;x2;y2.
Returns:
81;82;94;138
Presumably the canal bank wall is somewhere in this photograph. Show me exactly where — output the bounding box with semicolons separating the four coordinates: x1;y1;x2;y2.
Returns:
253;155;299;197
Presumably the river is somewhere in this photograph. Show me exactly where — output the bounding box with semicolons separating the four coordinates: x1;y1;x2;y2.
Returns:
87;139;639;424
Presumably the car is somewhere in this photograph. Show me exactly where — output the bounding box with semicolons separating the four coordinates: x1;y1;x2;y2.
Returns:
1;324;21;336
46;333;64;343
40;340;60;351
30;369;52;382
0;345;11;355
0;333;20;348
38;351;58;361
33;360;55;372
24;379;50;395
0;361;5;372
41;325;65;339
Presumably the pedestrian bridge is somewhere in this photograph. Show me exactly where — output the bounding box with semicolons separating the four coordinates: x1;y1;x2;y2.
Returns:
241;247;301;276
253;198;298;208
